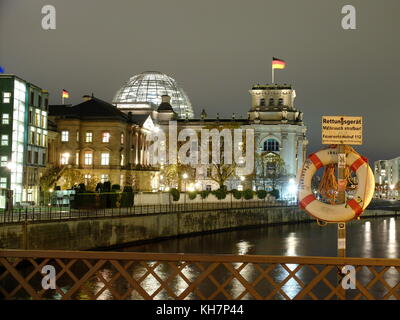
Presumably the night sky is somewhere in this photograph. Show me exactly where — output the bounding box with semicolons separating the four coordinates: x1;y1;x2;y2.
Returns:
1;0;399;164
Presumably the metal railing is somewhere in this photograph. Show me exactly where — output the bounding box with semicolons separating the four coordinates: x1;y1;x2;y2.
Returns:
0;200;295;224
1;249;399;300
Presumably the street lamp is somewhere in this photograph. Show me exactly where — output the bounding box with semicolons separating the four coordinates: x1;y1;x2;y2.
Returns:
182;173;188;205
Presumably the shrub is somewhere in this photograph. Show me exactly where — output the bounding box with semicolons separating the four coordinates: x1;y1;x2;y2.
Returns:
188;191;197;200
200;190;210;199
269;189;280;199
243;189;254;200
231;189;242;200
103;181;111;192
213;188;227;200
78;183;86;193
112;184;121;191
170;188;180;201
256;190;267;199
95;183;103;192
123;186;133;193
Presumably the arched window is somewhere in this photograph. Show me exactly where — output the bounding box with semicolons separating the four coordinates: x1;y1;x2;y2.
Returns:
278;98;283;106
263;139;279;152
269;98;274;106
260;98;266;106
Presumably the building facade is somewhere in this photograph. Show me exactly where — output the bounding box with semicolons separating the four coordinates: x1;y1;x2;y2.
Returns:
374;157;400;199
0;74;49;204
113;71;308;200
48;96;159;191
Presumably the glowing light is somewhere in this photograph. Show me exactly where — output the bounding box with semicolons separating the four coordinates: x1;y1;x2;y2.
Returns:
240;176;245;181
182;173;188;179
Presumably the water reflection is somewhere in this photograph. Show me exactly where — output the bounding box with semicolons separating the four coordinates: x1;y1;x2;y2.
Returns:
5;217;399;300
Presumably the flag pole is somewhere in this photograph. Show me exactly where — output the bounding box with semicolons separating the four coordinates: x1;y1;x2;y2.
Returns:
272;66;275;84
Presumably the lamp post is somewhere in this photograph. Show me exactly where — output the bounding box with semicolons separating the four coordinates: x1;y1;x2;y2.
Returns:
182;173;188;205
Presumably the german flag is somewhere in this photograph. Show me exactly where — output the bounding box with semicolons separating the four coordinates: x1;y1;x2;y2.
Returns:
272;57;286;69
62;89;69;99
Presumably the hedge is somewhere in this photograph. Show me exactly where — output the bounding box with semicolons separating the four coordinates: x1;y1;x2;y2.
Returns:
231;189;242;200
170;188;180;201
243;189;254;200
256;190;267;199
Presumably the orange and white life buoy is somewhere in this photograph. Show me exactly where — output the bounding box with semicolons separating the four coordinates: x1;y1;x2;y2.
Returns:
297;146;375;223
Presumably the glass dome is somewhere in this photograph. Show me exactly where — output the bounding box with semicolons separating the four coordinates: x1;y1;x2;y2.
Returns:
113;71;194;118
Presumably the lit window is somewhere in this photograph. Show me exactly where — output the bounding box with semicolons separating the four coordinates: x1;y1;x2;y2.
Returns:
61;130;69;142
263;139;280;152
1;135;8;146
119;174;124;186
0;156;7;167
84;174;91;184
84;152;93;165
2;92;11;103
120;154;124;166
120;133;124;144
60;152;70;165
100;174;109;183
75;152;79;165
85;131;93;143
102;132;110;143
101;153;110;165
0;177;7;188
2;114;9;125
76;130;79;141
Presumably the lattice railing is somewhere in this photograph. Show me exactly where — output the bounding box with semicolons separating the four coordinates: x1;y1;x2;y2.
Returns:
1;250;399;300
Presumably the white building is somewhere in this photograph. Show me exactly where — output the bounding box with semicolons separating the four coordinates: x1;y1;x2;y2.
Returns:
113;71;308;200
374;157;400;199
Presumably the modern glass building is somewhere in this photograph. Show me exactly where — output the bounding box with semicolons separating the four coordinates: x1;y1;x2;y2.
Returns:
0;75;49;204
113;71;194;119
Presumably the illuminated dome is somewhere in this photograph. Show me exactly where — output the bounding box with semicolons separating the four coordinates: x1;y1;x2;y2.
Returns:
113;71;194;118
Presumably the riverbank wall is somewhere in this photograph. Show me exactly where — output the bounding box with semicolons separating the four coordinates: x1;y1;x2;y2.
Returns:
0;207;397;251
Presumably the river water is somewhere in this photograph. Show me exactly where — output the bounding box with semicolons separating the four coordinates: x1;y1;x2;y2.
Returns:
4;217;399;300
120;217;399;259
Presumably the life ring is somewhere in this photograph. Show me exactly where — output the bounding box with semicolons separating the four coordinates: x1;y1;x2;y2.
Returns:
297;146;375;223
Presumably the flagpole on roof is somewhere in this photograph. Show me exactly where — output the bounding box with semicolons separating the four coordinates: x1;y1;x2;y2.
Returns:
272;63;275;84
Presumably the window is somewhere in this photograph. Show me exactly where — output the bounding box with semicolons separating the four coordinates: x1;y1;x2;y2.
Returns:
260;98;266;106
0;156;7;167
38;95;42;108
102;132;110;143
101;153;110;165
0;177;7;188
84;152;93;165
30;92;34;105
2;92;11;103
120;133;124;144
75;152;79;165
269;98;274;106
100;174;109;183
263;139;280;152
119;174;124;186
2;114;9;125
84;174;92;184
61;130;69;142
1;135;8;146
34;152;39;164
35;112;40;126
76;130;79;142
278;98;283;106
60;152;70;165
27;151;32;163
120;154;124;166
85;131;93;143
42;153;46;165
